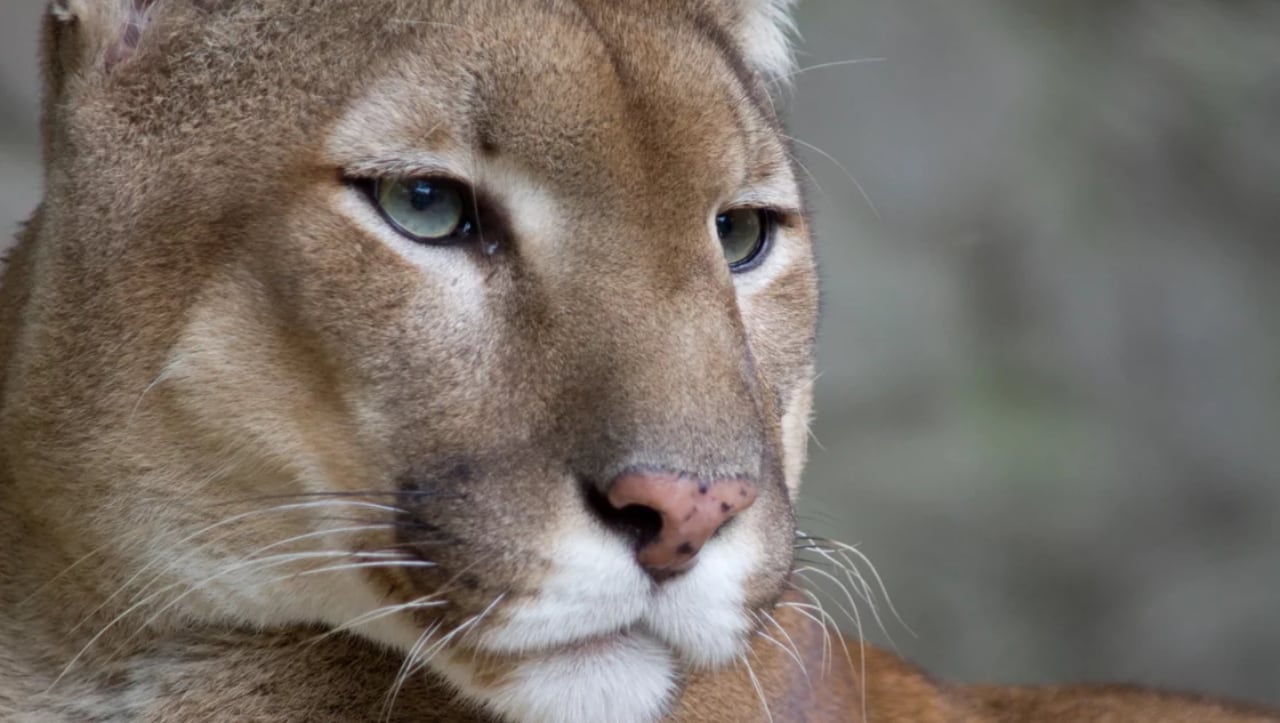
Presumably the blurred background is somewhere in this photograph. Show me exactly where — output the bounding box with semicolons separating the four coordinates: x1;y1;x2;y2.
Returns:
3;0;1278;708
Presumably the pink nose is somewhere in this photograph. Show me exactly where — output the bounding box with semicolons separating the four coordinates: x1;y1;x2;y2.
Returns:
606;471;757;576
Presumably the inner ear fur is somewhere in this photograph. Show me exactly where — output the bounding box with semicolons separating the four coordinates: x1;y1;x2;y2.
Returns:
43;0;156;86
40;0;156;155
727;0;799;83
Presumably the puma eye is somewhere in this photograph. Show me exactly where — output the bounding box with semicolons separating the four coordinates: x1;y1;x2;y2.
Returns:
716;208;771;270
373;178;474;244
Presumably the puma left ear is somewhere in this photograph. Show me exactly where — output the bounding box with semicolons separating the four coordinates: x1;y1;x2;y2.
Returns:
40;0;158;155
46;0;158;81
729;0;799;83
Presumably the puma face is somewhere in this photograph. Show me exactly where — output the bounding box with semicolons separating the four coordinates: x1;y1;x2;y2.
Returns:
8;1;817;721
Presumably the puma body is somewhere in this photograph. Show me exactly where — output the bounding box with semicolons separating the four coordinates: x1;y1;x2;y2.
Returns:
0;1;1275;721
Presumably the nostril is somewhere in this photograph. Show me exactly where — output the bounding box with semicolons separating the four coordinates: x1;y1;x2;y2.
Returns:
586;486;664;549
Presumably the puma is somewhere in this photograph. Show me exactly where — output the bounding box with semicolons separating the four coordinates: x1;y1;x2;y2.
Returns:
0;1;1275;721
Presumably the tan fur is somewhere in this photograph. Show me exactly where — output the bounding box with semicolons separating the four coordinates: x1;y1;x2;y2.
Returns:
0;1;1275;721
674;592;1280;722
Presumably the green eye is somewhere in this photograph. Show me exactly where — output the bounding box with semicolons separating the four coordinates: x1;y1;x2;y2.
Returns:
374;178;472;243
715;208;770;270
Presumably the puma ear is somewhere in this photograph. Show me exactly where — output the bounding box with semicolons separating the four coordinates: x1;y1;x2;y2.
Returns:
39;0;158;154
729;0;799;84
45;0;158;82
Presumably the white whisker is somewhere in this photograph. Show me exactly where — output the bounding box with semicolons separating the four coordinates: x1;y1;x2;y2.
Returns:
28;500;395;611
50;549;407;690
309;596;449;647
740;652;774;723
382;622;440;722
384;593;505;721
796;544;892;643
257;559;436;586
806;535;913;637
761;609;808;683
783;134;881;221
790;590;855;678
775;601;831;676
792;565;864;638
753;611;808;682
134;550;419;630
104;520;397;624
788;148;827;199
770;57;885;86
791;578;867;721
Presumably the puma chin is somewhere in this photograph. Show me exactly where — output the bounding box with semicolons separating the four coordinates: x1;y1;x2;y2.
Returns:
0;1;817;722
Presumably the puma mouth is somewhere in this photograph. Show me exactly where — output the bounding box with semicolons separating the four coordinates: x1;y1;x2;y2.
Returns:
556;631;633;655
477;628;648;661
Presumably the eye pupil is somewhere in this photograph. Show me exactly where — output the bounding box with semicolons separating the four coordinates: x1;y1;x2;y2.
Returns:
716;213;733;238
409;182;439;211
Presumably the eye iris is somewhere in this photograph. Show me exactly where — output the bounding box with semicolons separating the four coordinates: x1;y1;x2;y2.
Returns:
716;209;766;268
377;178;467;242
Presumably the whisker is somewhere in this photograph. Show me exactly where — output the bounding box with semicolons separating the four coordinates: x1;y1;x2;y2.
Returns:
792;565;865;639
376;557;497;719
795;541;879;611
761;609;808;683
255;559;436;587
71;516;399;636
790;577;868;721
26;500;394;609
49;549;392;691
124;362;176;429
769;57;886;86
793;509;849;530
18;542;116;607
797;534;913;637
307;596;449;647
384;593;505;721
783;134;881;221
406;592;505;678
413;592;505;674
740;651;774;723
100;522;397;629
774;601;831;676
208;491;439;508
752;611;808;683
124;552;430;670
382;621;440;722
787;588;855;678
787;147;828;200
795;544;891;643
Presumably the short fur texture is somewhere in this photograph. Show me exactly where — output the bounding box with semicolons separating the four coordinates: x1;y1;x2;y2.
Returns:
1;1;1276;721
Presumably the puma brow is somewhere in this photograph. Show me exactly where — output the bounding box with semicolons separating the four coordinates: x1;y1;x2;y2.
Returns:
341;159;801;217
